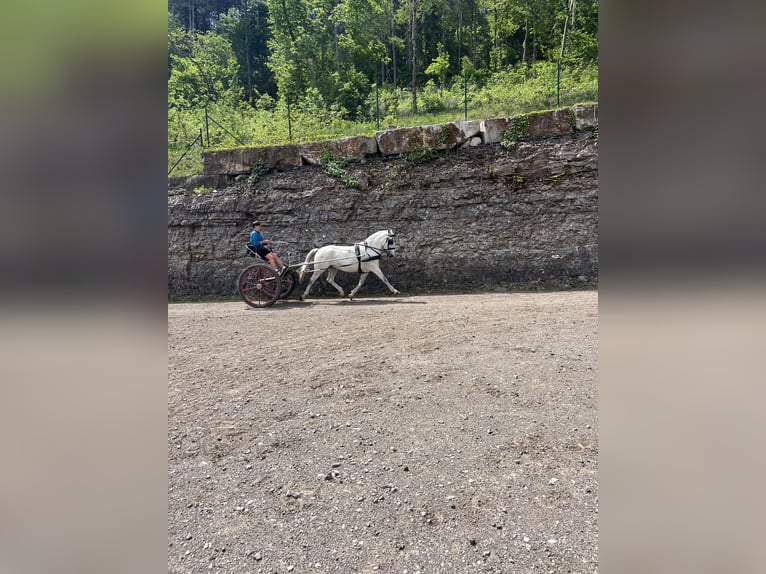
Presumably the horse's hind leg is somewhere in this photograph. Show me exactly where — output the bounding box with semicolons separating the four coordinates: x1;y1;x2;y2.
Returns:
326;269;346;297
300;269;325;300
370;266;400;295
348;273;370;299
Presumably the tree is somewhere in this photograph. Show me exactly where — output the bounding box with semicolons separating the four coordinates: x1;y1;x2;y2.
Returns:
168;31;242;109
410;0;417;112
216;1;276;103
169;0;242;31
424;42;449;92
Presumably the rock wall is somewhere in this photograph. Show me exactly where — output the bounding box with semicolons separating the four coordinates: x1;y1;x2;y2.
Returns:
168;106;598;297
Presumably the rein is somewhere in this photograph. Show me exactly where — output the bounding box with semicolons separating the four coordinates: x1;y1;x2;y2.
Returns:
307;232;394;274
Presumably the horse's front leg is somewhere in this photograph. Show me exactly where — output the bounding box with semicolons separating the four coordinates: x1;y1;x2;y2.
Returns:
370;266;400;295
348;272;370;300
325;268;346;297
300;269;325;300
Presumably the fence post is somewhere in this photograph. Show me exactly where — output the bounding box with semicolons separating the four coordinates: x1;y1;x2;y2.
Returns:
556;60;561;108
287;94;292;143
375;83;380;131
464;72;468;121
204;105;210;146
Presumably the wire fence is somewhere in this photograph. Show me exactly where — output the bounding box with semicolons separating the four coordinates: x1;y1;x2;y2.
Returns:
169;65;598;176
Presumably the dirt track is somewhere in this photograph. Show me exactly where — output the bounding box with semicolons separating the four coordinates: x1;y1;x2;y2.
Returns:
168;291;598;573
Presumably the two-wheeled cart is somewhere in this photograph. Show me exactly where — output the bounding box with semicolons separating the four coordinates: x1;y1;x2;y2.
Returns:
238;241;298;308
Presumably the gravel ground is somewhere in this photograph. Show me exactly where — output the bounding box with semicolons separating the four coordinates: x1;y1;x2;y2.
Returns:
168;291;598;573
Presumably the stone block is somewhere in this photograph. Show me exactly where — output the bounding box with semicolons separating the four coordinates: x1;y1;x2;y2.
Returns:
202;145;302;175
376;124;457;155
572;103;598;130
461;136;482;148
453;120;482;142
300;135;379;165
480;118;511;144
526;109;573;137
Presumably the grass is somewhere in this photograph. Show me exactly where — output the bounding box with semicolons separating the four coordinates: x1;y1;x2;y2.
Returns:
169;62;598;176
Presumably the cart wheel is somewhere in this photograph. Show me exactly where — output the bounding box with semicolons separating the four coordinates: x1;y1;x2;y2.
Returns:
238;264;281;308
279;269;296;299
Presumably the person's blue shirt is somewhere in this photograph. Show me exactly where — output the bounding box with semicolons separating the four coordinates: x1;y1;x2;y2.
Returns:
249;230;264;248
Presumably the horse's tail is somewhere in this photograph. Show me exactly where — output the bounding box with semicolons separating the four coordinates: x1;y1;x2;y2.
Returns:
298;248;318;283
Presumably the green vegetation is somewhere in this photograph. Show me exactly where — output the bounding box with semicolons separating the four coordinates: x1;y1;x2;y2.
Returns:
405;146;436;166
168;0;598;176
248;161;267;184
320;147;359;188
501;114;531;150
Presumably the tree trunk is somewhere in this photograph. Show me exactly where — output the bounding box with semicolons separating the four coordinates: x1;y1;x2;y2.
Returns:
335;23;341;73
492;1;498;71
572;0;576;31
411;0;417;113
458;8;462;65
391;11;397;88
471;1;477;66
522;17;528;64
244;0;253;104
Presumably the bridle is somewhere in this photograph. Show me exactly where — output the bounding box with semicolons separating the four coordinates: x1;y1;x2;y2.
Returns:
359;232;395;257
353;232;396;272
384;232;396;256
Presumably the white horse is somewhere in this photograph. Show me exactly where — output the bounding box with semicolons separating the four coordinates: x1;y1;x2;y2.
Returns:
297;229;400;300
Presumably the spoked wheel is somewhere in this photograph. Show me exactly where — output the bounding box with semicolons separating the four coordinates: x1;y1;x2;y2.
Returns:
238;264;282;308
279;269;296;299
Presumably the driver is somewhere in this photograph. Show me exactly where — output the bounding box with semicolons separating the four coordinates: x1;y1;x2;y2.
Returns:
248;221;288;274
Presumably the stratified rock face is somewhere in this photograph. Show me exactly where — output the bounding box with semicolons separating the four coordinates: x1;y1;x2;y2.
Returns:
169;129;598;297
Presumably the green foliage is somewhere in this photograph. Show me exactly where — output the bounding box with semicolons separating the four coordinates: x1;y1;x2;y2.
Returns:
168;30;242;109
501;114;530;150
424;43;450;91
167;0;598;176
320;146;359;188
420;81;446;114
330;68;372;120
169;0;597;114
439;124;452;146
248;162;267;185
216;4;276;102
405;146;435;166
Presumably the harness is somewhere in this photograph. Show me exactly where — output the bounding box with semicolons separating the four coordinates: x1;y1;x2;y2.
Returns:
355;242;381;273
353;234;395;272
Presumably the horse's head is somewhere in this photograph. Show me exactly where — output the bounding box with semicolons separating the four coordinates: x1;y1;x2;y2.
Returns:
385;230;396;257
365;229;397;256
